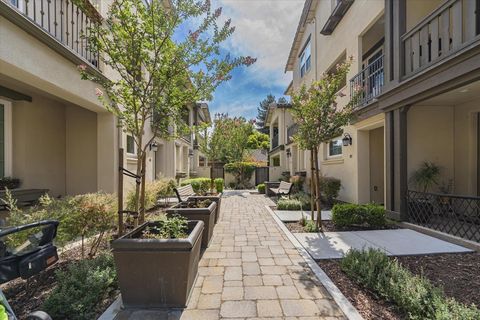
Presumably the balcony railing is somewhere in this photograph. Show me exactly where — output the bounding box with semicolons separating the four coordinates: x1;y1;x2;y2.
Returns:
271;134;279;149
349;54;384;108
407;190;480;243
287;124;298;144
402;0;480;78
5;0;100;69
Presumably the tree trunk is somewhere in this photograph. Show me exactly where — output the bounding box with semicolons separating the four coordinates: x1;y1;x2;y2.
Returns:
313;145;322;230
139;153;147;224
118;148;124;236
310;149;315;221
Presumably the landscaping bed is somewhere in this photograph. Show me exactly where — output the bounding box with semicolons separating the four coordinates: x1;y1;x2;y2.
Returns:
2;242;117;320
319;251;480;320
284;219;399;233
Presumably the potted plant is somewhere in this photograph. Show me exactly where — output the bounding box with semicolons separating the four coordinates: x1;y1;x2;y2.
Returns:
112;215;204;308
166;199;216;248
409;162;440;223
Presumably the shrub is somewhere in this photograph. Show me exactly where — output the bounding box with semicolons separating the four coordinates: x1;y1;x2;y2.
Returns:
290;175;305;193
126;178;176;211
143;215;188;239
224;162;257;189
257;183;266;194
214;178;224;193
304;220;318;232
332;203;386;228
291;192;313;210
0;177;20;190
277;199;304;210
43;253;118;320
180;178;211;195
341;249;480;319
319;176;341;204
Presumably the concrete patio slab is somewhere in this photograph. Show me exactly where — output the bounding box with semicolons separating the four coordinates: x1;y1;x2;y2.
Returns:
294;229;473;260
274;210;332;222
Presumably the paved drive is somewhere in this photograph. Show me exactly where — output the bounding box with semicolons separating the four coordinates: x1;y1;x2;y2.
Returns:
116;190;346;319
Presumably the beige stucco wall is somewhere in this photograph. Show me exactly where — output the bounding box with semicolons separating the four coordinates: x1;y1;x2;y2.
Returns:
12;96;66;197
406;0;443;32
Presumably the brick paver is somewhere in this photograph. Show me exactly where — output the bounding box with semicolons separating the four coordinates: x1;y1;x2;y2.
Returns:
115;191;346;320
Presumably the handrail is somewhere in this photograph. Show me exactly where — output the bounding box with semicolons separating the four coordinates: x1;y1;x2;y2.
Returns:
401;0;456;41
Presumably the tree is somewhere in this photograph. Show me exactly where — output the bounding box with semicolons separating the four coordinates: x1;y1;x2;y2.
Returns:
256;94;276;129
246;130;270;150
200;114;254;164
290;58;357;230
78;0;255;231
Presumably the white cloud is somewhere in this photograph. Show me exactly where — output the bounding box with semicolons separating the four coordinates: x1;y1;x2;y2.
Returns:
215;0;304;89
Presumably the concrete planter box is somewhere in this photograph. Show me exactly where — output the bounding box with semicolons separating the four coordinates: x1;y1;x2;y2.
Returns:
166;201;217;248
111;220;204;309
188;193;223;223
265;181;281;197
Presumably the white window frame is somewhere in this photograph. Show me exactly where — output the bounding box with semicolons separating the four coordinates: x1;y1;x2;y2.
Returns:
126;134;136;156
327;137;343;159
0;99;13;177
299;39;311;78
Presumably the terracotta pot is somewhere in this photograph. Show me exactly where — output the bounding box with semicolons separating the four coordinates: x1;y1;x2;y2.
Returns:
166;201;217;248
112;220;204;309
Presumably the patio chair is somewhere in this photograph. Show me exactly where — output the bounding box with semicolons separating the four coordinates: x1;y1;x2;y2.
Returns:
269;181;293;198
174;184;197;203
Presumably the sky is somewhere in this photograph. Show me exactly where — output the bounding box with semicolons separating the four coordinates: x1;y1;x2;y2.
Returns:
207;0;304;120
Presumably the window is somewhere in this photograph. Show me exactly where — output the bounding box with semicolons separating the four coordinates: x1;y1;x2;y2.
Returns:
299;39;311;78
126;135;135;155
272;156;280;167
328;138;342;158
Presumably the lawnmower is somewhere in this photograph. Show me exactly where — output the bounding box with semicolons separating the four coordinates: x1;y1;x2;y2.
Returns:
0;220;60;320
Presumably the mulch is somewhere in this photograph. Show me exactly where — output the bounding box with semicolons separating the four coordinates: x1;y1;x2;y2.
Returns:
318;252;480;320
284;219;399;233
1;241;117;319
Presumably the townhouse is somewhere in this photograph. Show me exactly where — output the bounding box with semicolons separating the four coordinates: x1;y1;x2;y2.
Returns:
0;0;210;199
274;0;480;241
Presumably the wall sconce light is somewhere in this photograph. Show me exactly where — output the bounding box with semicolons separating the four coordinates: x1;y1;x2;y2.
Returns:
286;148;292;158
149;141;159;152
188;149;194;158
342;133;352;146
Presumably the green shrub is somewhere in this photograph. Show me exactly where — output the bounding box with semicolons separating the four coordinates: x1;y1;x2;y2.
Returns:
277;199;304;210
290;175;305;193
303;220;318;232
43;253;117;320
224;162;257;188
214;178;224;193
257;183;266;194
180;178;211;195
291;192;313;210
228;182;236;189
319;176;341;204
341;249;480;320
332;203;386;228
126;178;176;211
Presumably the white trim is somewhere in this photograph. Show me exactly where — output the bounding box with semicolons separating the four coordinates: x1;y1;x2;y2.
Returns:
0;99;13;177
125;134;136;156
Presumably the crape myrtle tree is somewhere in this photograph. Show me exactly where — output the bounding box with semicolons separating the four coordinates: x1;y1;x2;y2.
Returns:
290;59;356;230
77;0;255;230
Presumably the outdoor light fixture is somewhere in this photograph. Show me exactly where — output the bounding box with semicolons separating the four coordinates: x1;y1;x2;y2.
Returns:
286;149;292;157
188;149;194;157
149;141;159;152
342;133;352;146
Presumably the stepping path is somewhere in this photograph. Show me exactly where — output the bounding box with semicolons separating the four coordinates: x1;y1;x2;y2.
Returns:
114;190;347;319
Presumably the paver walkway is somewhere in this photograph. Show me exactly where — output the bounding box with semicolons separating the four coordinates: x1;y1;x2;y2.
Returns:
116;190;347;319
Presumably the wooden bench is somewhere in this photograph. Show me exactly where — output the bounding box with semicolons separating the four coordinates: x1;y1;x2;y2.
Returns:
269;181;293;198
174;185;197;203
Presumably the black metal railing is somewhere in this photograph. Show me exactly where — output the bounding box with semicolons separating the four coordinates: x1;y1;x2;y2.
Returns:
271;134;279;149
287;124;298;144
7;0;100;68
350;54;384;109
407;190;480;243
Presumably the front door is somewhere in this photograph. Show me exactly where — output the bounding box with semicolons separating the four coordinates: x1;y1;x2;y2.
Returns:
369;127;384;204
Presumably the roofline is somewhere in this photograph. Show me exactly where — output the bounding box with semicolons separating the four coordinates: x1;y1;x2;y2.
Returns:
285;0;318;73
265;102;293;125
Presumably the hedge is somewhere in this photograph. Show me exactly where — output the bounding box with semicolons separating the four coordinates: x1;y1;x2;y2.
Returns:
341;249;480;319
257;183;266;194
180;178;211;194
332;203;386;228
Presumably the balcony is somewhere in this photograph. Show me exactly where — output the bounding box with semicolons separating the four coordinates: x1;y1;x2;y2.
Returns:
402;0;480;78
287;124;298;144
271;134;279;149
350;54;384;108
3;0;100;70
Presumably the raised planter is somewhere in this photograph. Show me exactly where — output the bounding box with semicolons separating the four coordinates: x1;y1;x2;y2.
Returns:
166;200;217;248
189;192;223;223
111;220;204;309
